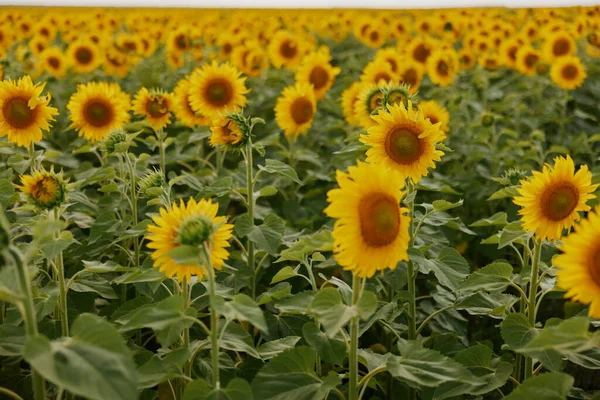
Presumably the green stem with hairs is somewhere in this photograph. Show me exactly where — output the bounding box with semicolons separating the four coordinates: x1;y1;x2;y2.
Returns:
53;208;69;337
182;277;191;379
349;274;361;400
245;142;256;300
203;243;220;389
406;180;417;400
157;129;166;180
524;239;542;380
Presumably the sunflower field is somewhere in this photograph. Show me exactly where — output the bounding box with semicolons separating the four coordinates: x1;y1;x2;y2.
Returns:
2;5;600;400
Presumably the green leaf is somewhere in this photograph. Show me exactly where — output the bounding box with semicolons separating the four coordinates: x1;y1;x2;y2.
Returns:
258;159;302;184
137;347;190;388
69;272;119;299
198;176;233;197
457;262;513;293
277;230;333;263
0;179;15;204
257;186;278;198
220;322;260;358
357;291;377;319
235;214;254;238
184;378;253;400
498;222;528;249
456;292;516;318
111;268;165;284
0;325;25;356
470;212;508;227
23;314;138;400
302;322;346;365
432;199;463;212
275;291;315;314
248;214;285;255
387;339;482;388
39;232;74;260
501;313;537;349
216;293;268;333
271;266;301;284
81;260;134;273
257;336;301;360
409;247;469;291
257;282;293;305
504;373;574;400
251;347;340;400
309;288;357;337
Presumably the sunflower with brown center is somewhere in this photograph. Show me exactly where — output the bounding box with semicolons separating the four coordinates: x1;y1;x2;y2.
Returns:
360;101;445;182
554;206;600;318
274;82;317;138
550;56;587;90
132;87;175;131
397;62;424;94
17;169;67;209
427;49;459;87
418;100;450;138
295;47;341;100
515;45;542;76
103;48;131;78
361;59;399;85
188;61;249;119
353;82;385;129
38;46;67;78
324;161;410;278
341;82;364;127
408;37;434;65
543;30;576;62
67;38;101;74
268;30;309;70
209;116;244;147
173;77;210;128
0;75;58;147
514;155;597;241
67;81;131;143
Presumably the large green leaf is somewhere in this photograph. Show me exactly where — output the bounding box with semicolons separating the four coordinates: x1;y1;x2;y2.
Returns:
309;288;357;337
258;159;302;184
501;313;537;349
251;346;341;400
214;293;268;333
184;378;253;400
302;322;346;365
457;262;513;293
504;373;574;400
69;272;119;299
248;214;285;255
409;247;469;291
276;230;333;263
23;314;138;400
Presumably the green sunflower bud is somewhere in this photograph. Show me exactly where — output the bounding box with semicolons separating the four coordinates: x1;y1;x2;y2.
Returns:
100;129;129;155
138;168;165;198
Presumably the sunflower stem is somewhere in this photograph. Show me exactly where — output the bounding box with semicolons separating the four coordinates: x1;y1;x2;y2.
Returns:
525;238;542;380
406;180;417;400
125;154;140;268
157;129;166;180
53;208;69;337
8;245;46;400
203;242;221;389
349;274;361;400
28;142;37;171
182;276;191;379
245;141;256;300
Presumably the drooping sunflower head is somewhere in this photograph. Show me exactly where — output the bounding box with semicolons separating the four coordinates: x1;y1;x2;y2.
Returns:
550;56;587;91
554;206;600;318
418;100;450;136
353;82;385;129
360;101;446;183
274;82;317;138
295;47;341;100
67;39;101;74
209;114;246;149
426;49;459;87
340;81;364;127
0;75;58;148
146;197;233;282
17;169;67;209
324;161;410;278
67;81;131;143
514;155;597;241
38;46;67;78
188;61;249;119
132;87;175;131
543;30;576;62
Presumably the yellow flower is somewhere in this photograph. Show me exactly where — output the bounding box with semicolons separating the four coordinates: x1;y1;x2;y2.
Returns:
38;46;67;78
360;101;445;183
188;62;249;119
418;100;450;137
0;75;58;147
550;56;587;90
555;206;600;318
514;155;597;241
458;48;476;70
361;59;398;85
209;116;244;147
408;37;434;65
353;82;384;129
146;197;233;282
543;30;576;62
268;30;308;70
340;82;364;127
374;47;403;75
295;47;341;100
274;82;317;138
132;87;174;131
173;77;210;128
104;48;131;79
324;161;410;278
17;169;66;209
427;49;459;87
67;38;102;74
499;38;520;69
515;45;541;76
67;81;131;143
397;62;424;94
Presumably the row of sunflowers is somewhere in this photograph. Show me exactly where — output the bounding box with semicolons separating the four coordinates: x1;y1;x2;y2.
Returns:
1;5;600;400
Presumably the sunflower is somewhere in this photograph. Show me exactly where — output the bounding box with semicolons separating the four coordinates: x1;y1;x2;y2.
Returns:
341;82;364;126
360;101;445;182
188;62;249;119
0;75;58;147
209;116;244;147
555;206;600;318
550;56;587;90
361;59;398;85
324;161;410;278
268;30;307;70
28;37;47;57
173;77;210;128
418;100;450;137
132;87;175;131
514;155;597;241
67;39;101;74
353;82;384;129
295;47;341;100
103;48;131;78
374;47;402;74
397;62;424;94
408;37;434;65
146;197;233;282
274;82;317;138
166;28;191;54
458;48;476;70
499;37;520;69
67;81;131;143
38;47;67;78
427;49;459;87
515;45;541;76
17;169;66;209
543;31;576;62
479;53;501;70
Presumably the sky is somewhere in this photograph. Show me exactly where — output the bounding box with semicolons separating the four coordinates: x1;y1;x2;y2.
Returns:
4;0;599;7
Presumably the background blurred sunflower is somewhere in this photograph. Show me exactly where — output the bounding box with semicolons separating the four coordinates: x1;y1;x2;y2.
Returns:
274;82;317;138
